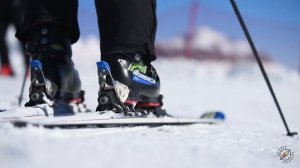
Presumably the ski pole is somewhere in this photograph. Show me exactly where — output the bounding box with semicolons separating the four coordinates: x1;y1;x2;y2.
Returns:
229;0;297;137
18;61;30;106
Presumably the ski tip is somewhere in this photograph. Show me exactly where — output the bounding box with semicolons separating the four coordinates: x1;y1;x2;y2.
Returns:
200;111;225;121
96;61;111;73
215;111;225;120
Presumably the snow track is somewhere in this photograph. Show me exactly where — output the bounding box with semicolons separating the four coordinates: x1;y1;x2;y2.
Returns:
0;123;299;168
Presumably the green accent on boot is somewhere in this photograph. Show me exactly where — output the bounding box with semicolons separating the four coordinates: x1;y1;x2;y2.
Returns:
128;63;147;74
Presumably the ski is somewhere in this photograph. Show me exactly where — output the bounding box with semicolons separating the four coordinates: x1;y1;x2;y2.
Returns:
12;115;223;129
0;105;225;129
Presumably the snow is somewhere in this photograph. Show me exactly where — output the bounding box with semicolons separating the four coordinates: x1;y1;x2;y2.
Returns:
1;34;300;168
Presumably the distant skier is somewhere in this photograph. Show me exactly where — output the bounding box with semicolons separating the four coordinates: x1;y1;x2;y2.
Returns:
0;0;28;76
16;0;166;115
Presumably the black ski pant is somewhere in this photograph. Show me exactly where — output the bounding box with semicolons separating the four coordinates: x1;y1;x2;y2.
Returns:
0;0;11;66
0;22;9;66
16;0;157;62
0;0;28;67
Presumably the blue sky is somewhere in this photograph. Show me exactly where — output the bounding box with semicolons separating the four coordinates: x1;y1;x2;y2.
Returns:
78;0;300;70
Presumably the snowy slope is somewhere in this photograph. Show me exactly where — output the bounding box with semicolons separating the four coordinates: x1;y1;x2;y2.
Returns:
1;35;300;168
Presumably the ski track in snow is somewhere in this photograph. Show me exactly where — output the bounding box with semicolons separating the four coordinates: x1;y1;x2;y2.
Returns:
0;123;299;168
1;37;300;168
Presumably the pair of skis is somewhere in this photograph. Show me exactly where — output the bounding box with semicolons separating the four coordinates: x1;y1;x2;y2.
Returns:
0;104;225;129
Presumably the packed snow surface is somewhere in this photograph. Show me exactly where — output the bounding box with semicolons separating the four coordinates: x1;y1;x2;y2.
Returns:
0;37;300;168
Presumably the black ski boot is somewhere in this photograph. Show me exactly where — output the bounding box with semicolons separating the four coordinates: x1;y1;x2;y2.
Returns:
96;52;167;117
24;24;87;112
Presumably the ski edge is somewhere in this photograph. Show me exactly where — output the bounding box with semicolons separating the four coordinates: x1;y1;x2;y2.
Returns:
12;118;222;129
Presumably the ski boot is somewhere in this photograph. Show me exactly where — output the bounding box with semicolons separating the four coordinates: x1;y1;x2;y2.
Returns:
96;52;168;117
24;24;87;112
